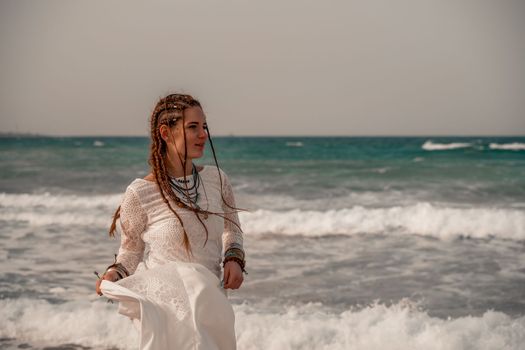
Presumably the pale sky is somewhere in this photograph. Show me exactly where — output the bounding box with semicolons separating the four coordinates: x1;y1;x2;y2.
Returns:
1;0;524;136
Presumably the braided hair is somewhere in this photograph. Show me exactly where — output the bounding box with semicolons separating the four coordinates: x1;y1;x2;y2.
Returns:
109;93;242;255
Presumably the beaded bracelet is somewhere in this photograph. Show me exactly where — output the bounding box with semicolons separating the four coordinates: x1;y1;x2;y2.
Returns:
223;245;246;272
223;256;247;274
224;249;244;260
103;254;129;281
224;246;244;256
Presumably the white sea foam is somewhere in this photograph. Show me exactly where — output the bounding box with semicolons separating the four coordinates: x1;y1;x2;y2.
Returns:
0;192;121;227
489;142;525;151
1;298;523;350
0;192;122;209
240;203;525;240
0;298;138;349
2;193;524;240
236;302;525;350
422;141;471;151
285;141;303;147
0;211;112;226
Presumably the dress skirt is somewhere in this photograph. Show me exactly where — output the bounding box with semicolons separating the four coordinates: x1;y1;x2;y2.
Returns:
101;262;236;350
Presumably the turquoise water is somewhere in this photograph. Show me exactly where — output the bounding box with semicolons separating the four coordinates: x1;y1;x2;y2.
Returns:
1;136;524;206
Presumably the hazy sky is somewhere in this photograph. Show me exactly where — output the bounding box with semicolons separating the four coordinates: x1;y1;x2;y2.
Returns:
1;0;524;136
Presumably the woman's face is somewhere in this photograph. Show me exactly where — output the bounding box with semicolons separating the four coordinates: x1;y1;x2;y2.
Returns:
162;106;208;161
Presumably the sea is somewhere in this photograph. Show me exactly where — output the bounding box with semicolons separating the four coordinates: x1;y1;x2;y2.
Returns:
0;135;524;350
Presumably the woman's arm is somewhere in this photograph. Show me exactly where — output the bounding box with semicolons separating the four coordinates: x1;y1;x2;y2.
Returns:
220;172;245;289
114;186;147;275
221;172;243;252
96;186;147;295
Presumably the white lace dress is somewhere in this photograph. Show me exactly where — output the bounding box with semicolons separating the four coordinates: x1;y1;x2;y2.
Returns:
101;166;243;350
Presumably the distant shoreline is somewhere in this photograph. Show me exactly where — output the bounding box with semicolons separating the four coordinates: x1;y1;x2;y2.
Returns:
1;132;524;138
0;132;45;138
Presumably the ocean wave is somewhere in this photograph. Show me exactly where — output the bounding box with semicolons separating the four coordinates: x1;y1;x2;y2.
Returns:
241;203;525;240
0;192;121;227
2;192;523;240
0;211;112;226
1;298;523;350
489;142;525;151
235;301;525;350
0;192;122;209
422;141;471;151
0;298;138;349
285;141;304;147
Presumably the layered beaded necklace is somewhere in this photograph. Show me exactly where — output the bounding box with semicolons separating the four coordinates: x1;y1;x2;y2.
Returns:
168;164;200;206
168;165;208;219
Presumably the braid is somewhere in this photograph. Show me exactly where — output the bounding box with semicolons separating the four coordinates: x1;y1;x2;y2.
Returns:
152;94;204;254
148;110;193;254
206;126;244;232
108;205;121;237
153;149;193;255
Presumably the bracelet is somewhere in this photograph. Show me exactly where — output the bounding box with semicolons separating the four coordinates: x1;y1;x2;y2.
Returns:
227;243;244;251
223;256;247;274
105;267;125;280
105;264;128;279
224;250;244;260
104;254;129;280
224;247;245;260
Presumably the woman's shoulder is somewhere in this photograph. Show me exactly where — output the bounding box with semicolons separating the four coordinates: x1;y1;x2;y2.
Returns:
200;165;231;183
142;173;156;182
200;166;234;197
124;176;158;199
120;177;161;213
128;176;156;189
200;165;229;177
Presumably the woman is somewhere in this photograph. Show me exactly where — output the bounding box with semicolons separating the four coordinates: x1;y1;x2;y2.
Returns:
95;93;245;349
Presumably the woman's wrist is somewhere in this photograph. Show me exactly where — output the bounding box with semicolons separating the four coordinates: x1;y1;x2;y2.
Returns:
105;267;124;280
223;246;246;272
104;255;129;281
223;255;247;274
103;269;121;282
224;246;245;259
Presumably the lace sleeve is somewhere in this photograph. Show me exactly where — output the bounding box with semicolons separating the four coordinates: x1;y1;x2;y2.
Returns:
115;186;147;275
221;172;244;252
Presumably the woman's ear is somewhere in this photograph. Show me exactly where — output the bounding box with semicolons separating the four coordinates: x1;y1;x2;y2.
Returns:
159;125;169;142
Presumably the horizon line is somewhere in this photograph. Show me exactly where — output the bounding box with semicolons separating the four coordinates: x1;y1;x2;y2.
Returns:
1;132;525;138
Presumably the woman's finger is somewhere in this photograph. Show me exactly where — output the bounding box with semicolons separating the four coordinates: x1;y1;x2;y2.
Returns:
96;278;103;295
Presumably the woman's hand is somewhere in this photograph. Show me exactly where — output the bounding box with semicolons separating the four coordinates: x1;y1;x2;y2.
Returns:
95;270;120;296
223;261;244;289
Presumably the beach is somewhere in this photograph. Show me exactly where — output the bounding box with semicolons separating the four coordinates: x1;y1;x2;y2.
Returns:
1;136;524;349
